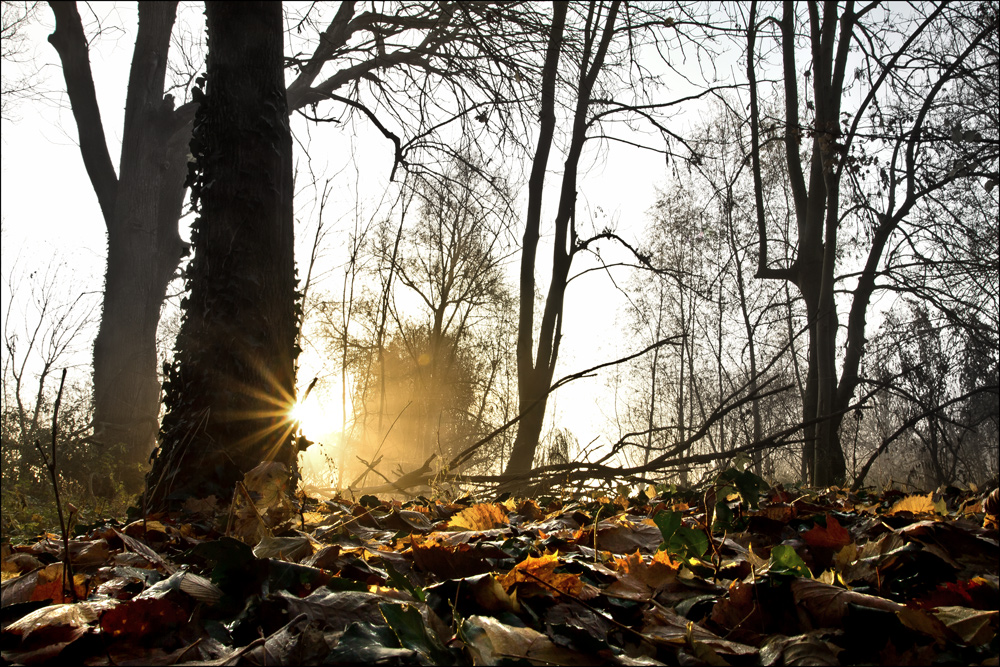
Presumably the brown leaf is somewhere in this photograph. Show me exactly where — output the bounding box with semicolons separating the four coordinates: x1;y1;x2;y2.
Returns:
411;537;493;579
28;563;87;603
458;573;520;613
182;495;219;518
252;535;317;562
643;604;757;657
5;600;116;639
606;549;679;600
897;606;959;644
100;598;188;640
754;504;795;522
577;518;663;555
983;487;999;517
463;614;591;665
897;520;1000;573
932;606;998;646
759;632;842;666
791;578;903;629
278;589;402;632
1;601;115;665
2;552;43;575
499;553;584;597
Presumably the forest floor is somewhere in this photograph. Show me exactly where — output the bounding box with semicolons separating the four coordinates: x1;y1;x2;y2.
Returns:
1;465;998;666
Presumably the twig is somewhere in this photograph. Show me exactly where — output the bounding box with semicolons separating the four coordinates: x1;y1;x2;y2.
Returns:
33;369;76;601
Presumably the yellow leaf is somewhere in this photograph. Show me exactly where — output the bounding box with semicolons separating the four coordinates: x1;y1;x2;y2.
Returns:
447;503;509;531
887;493;946;516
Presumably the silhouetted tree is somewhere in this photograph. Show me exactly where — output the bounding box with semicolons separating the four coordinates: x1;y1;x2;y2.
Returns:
144;1;296;511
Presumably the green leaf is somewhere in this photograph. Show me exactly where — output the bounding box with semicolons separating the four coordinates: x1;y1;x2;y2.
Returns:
714;501;735;531
326;622;415;664
380;602;452;664
385;561;425;602
653;510;682;543
670;526;710;559
769;544;812;578
732;470;768;509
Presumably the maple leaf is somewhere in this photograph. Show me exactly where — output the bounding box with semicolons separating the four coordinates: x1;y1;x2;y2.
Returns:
499;553;584;597
802;514;852;549
607;549;680;599
887;493;946;516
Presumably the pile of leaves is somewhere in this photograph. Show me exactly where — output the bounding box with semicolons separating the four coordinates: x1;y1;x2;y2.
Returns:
2;462;998;666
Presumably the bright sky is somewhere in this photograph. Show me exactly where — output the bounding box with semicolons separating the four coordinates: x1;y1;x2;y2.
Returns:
1;3;732;481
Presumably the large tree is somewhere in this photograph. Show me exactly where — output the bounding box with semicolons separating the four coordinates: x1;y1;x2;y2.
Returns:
144;1;295;512
48;1;189;489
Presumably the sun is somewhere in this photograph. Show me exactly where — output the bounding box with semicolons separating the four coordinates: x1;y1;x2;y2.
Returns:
289;399;338;441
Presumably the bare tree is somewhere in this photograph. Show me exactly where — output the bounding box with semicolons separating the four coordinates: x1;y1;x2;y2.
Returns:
1;0;41;120
505;1;723;479
745;1;998;484
1;253;97;487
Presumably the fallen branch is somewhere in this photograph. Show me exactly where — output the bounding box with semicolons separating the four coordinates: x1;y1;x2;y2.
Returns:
445;335;684;472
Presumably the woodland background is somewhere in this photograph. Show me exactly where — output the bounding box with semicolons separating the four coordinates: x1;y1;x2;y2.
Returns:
0;1;997;532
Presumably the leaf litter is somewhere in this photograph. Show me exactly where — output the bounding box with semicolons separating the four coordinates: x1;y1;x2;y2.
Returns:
2;465;998;665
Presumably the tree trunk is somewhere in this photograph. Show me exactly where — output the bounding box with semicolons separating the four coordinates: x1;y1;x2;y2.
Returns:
49;1;191;491
504;2;621;479
505;371;552;477
145;1;297;511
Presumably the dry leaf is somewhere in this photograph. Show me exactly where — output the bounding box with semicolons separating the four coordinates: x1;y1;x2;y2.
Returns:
446;503;509;531
887;493;946;516
802;514;852;549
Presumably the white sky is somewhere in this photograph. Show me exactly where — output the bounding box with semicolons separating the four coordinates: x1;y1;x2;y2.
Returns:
1;3;736;476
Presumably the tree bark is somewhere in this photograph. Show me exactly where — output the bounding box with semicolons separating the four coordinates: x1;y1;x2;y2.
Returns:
504;2;567;477
145;1;297;511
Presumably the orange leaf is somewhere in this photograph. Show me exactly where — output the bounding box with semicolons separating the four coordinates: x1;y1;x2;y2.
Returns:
802;514;852;549
500;554;583;597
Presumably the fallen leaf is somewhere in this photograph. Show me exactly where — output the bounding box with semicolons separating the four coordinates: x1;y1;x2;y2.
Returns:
759;631;842;666
791;578;903;629
643;604;757;657
887;493;946;516
932;606;998;645
802;514;852;549
463;614;591;665
447;503;508;531
500;553;584;597
100;598;188;639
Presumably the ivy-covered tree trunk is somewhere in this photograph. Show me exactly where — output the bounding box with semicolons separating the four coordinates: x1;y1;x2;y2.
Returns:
145;1;298;511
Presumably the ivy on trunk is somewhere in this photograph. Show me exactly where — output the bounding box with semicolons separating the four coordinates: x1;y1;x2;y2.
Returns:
145;1;299;512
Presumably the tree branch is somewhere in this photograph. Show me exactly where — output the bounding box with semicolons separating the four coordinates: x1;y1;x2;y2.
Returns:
47;1;118;227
